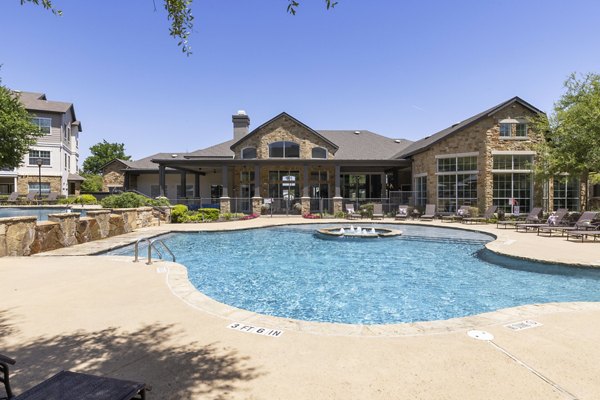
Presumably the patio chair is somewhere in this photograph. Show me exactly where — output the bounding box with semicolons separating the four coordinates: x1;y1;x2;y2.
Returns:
441;205;470;223
566;224;600;242
3;192;19;205
371;203;384;220
20;192;37;205
420;204;436;221
516;208;568;233
0;353;15;399
44;192;58;204
462;205;497;224
496;207;542;229
395;205;409;220
345;204;361;220
538;211;599;237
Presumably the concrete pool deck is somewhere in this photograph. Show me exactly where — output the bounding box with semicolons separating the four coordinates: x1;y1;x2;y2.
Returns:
2;217;600;398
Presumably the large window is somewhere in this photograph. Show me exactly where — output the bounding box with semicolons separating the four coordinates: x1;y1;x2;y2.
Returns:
29;150;51;166
499;120;529;139
516;123;528;137
31;117;51;135
341;174;383;199
492;154;533;213
28;182;51;194
311;147;327;159
553;176;580;211
269;141;300;158
414;175;427;207
436;155;478;212
241;147;257;159
499;123;512;137
269;170;299;199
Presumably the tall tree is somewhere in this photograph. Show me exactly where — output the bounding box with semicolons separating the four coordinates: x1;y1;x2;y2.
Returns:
20;0;339;55
0;79;42;169
83;140;131;175
532;72;600;209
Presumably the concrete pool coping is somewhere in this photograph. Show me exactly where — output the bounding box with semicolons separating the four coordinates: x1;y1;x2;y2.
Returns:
32;217;600;337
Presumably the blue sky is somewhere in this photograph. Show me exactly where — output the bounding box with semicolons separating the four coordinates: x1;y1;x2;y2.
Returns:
1;0;599;161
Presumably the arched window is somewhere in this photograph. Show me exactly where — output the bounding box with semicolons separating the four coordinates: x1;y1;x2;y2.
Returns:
269;141;300;158
312;147;327;159
241;147;257;159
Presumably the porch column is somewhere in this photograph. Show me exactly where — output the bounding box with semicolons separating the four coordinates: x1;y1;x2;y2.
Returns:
220;165;230;214
380;172;386;199
252;164;262;215
333;164;343;214
194;173;200;198
179;172;187;197
301;164;310;215
158;165;166;197
124;173;130;190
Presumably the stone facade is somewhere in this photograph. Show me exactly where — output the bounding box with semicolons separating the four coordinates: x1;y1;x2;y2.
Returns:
0;207;170;257
231;115;337;160
411;102;542;212
102;160;127;191
16;175;62;195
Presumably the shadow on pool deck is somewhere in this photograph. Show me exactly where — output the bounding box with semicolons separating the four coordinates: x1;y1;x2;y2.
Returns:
1;309;263;399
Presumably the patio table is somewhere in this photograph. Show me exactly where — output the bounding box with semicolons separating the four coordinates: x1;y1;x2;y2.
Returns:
14;371;146;400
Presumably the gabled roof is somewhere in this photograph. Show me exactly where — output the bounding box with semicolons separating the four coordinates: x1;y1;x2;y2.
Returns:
395;97;544;159
103;154;189;172
16;91;82;132
229;112;339;151
318;130;412;160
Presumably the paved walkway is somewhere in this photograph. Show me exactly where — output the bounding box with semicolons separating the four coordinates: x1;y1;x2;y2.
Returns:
2;217;600;399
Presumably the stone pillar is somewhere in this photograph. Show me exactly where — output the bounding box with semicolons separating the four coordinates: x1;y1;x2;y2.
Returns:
252;197;262;215
220;197;231;214
158;165;166;197
333;197;343;215
0;216;37;257
48;212;81;247
111;209;139;233
222;165;229;198
194;173;200;198
301;196;311;215
86;210;111;238
179;171;187;198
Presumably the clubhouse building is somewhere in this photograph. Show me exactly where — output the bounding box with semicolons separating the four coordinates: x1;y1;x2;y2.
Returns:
102;97;589;215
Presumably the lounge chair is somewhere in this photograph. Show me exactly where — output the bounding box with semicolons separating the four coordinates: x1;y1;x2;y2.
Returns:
345;204;361;220
0;353;15;399
566;224;600;242
395;205;409;220
538;211;599;237
420;204;436;221
441;205;470;223
3;192;18;205
20;192;37;205
44;192;58;204
496;207;542;229
462;205;497;224
371;203;384;220
516;208;568;233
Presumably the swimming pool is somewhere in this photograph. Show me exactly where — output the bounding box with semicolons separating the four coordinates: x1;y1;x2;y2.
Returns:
105;224;600;324
0;207;86;221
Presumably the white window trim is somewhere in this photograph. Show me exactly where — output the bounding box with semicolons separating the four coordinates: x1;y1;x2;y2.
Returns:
499;136;530;141
240;146;257;159
434;152;479;159
28;150;51;166
31;117;52;135
413;172;427;178
436;170;478;176
268;141;300;159
492;169;532;174
491;150;536;155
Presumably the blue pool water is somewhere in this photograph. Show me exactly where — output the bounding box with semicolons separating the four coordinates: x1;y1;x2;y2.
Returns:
105;224;600;324
0;207;86;221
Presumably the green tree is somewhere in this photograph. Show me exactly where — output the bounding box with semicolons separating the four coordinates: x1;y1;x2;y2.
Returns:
80;173;103;192
83;140;131;175
0;79;43;169
21;0;339;55
532;72;600;209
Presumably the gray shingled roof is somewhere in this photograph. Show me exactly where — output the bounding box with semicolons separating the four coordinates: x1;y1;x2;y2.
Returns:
394;97;543;159
186;139;236;158
317;130;412;160
16;91;82;131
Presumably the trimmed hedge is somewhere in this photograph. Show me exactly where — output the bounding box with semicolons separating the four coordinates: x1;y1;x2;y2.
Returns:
101;192;171;209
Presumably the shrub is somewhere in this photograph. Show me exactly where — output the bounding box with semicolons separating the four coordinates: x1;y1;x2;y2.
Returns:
75;194;97;205
334;211;346;219
359;203;374;218
171;204;188;223
197;208;220;221
100;192;170;209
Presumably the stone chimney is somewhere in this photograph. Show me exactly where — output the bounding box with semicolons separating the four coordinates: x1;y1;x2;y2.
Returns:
232;110;250;141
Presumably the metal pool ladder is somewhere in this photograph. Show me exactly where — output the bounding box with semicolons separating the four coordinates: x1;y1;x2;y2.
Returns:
133;238;176;265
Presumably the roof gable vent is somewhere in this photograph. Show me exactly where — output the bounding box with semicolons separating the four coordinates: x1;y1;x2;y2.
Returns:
354;130;360;135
